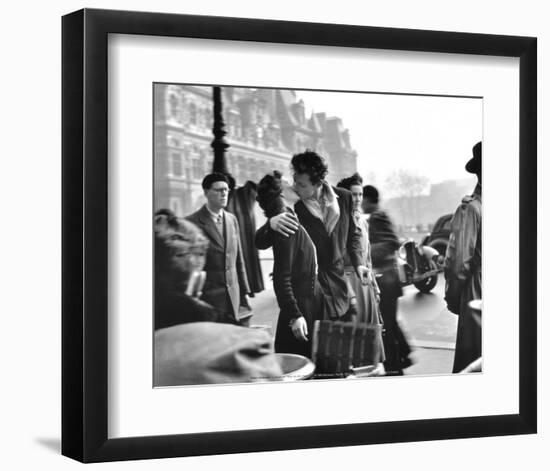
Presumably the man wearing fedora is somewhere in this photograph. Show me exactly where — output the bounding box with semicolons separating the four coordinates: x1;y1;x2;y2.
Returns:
444;141;482;373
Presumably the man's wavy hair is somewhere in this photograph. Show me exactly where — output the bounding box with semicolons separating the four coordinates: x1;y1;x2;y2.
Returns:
290;150;328;185
337;172;363;191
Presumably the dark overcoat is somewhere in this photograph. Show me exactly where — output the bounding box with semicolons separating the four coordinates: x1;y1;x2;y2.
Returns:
155;291;228;330
444;184;482;372
187;205;250;320
368;208;412;374
271;215;325;357
256;187;362;319
226;181;265;294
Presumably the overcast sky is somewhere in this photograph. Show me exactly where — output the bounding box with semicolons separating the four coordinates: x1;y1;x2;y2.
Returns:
295;89;482;190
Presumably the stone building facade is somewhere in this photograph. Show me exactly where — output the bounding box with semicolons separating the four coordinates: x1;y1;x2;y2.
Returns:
154;84;357;217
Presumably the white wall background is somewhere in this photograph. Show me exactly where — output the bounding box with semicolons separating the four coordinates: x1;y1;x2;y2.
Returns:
0;1;545;469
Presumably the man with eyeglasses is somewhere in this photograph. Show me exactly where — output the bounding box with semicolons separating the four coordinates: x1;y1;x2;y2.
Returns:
187;173;251;324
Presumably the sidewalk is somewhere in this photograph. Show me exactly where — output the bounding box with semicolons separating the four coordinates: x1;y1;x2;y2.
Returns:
404;345;454;376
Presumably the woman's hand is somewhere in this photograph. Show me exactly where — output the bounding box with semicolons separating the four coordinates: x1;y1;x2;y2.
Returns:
290;317;308;341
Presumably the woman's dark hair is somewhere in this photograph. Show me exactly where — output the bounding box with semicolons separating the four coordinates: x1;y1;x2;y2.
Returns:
363;185;380;204
290;150;328;185
337;172;363;191
256;171;284;217
202;172;229;190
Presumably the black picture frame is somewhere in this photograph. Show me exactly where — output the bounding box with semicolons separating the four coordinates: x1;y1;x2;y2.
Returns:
62;8;537;463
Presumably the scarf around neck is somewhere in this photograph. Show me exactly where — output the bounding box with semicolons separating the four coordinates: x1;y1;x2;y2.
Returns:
302;181;340;235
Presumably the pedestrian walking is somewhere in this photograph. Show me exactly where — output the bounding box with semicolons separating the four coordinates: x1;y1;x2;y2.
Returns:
363;185;413;375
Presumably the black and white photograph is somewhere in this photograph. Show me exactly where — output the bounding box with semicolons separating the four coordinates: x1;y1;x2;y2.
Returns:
1;0;540;467
153;84;482;386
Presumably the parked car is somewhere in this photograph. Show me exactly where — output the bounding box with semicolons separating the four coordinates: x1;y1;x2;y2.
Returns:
421;213;453;256
396;239;443;293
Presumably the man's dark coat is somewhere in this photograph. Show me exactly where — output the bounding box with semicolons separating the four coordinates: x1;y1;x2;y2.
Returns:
368;208;412;374
256;186;362;319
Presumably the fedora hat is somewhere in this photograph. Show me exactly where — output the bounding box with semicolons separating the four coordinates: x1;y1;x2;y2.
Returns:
465;141;482;175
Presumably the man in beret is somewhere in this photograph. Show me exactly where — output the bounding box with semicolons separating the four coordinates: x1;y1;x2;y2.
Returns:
444;141;482;373
154;210;283;386
154;322;283;386
186;173;251;324
154;210;231;329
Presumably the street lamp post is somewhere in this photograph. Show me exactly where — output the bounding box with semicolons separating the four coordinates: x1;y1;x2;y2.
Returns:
211;86;229;175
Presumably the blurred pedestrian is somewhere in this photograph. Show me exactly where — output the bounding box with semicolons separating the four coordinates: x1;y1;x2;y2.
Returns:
363;185;413;375
444;141;482;373
154;210;230;329
155;322;283;386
